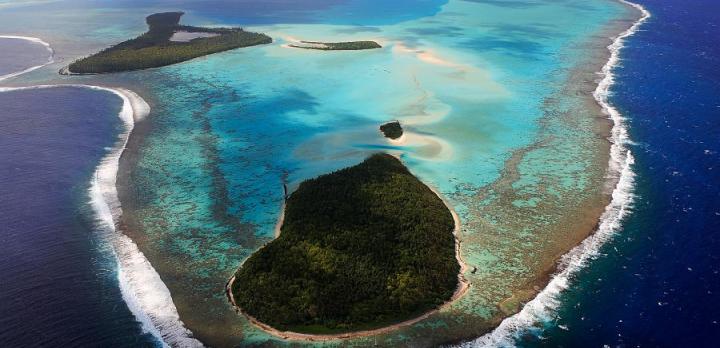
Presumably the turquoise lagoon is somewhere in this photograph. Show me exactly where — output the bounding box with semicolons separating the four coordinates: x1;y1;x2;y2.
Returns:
0;0;636;346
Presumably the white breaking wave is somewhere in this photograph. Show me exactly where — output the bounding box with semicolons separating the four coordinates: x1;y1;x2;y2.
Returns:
86;86;203;348
0;84;203;347
457;1;651;347
0;35;54;82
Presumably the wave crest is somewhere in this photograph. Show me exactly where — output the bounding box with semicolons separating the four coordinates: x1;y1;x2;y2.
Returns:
457;1;651;347
0;84;202;347
88;86;204;348
0;35;54;82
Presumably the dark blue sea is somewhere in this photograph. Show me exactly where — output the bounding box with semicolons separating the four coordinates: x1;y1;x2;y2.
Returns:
0;87;159;347
517;0;720;346
0;37;50;78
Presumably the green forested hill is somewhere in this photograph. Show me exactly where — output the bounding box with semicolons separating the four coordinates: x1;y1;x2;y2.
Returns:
231;154;458;334
66;12;271;74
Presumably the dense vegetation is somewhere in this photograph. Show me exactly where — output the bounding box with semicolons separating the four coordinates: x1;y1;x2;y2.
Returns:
380;121;403;139
289;40;381;50
66;12;271;74
232;154;458;333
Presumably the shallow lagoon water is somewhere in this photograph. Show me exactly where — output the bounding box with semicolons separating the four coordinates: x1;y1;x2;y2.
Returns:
118;0;633;346
0;0;638;346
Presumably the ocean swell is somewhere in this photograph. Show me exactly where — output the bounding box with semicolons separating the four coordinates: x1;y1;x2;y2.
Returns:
0;84;202;348
457;1;651;347
0;35;54;82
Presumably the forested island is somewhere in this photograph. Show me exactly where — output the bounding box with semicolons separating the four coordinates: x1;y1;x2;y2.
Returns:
289;40;381;51
380;121;403;139
230;154;459;334
64;12;271;74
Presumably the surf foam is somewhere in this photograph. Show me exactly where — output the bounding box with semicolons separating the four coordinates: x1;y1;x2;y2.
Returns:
0;35;54;82
0;84;202;347
88;86;204;348
456;1;651;347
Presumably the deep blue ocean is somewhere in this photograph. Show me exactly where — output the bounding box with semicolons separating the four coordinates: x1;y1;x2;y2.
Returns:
0;87;159;347
516;0;720;346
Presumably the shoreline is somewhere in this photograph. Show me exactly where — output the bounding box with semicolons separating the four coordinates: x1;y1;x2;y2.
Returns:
226;171;470;342
274;202;285;238
386;132;406;145
0;31;201;346
0;83;201;348
83;85;203;347
87;85;204;348
0;35;54;82
463;1;650;345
